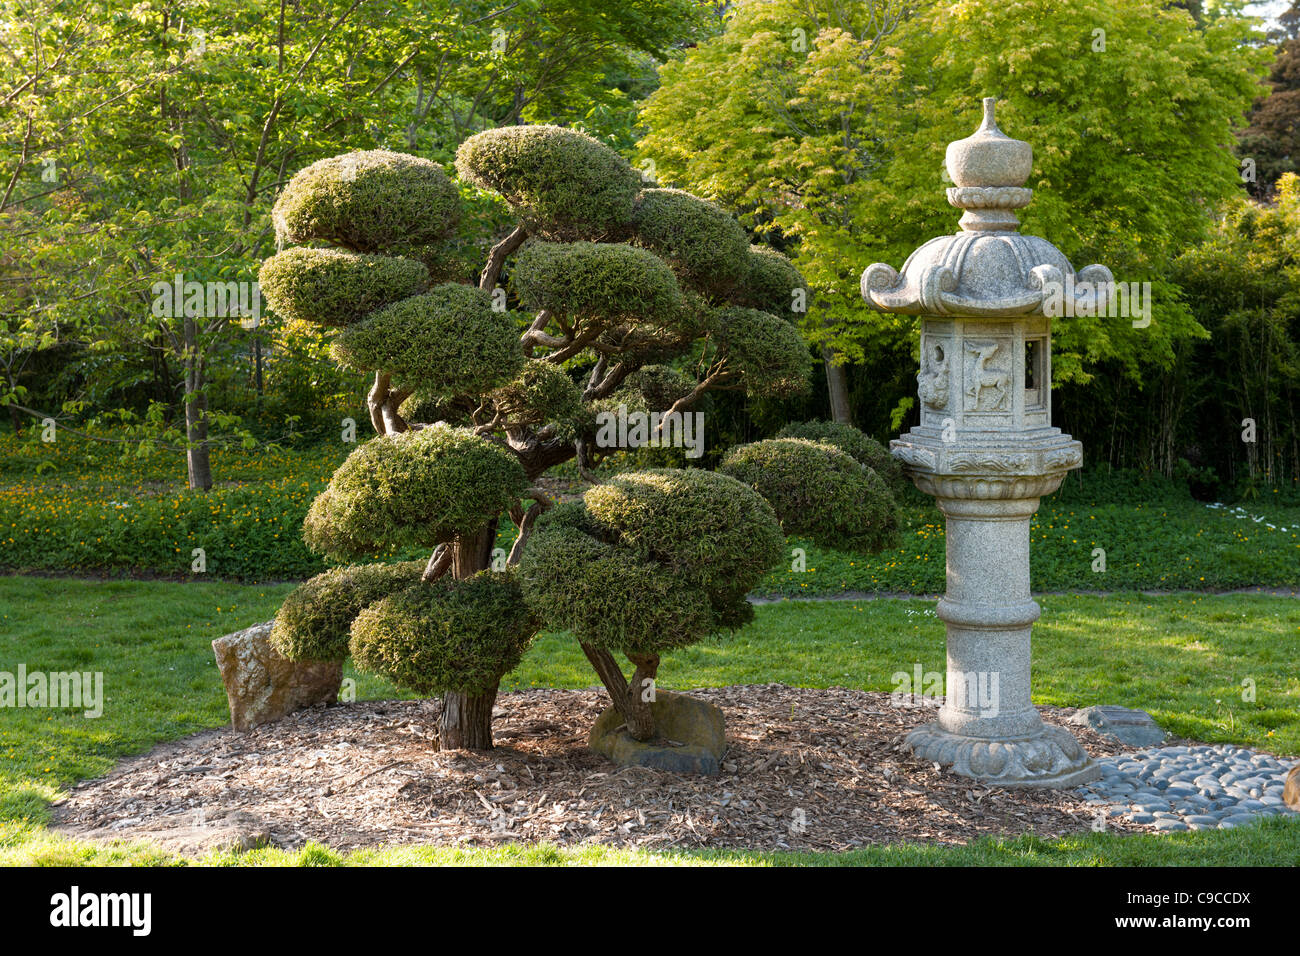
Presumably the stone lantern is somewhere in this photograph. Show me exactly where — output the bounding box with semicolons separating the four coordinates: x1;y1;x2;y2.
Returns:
861;98;1108;787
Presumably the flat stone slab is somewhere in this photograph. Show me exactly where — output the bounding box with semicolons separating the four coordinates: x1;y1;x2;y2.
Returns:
1069;705;1166;747
589;690;726;775
67;810;270;857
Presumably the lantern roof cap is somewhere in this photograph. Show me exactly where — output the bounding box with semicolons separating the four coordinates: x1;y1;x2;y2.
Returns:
862;98;1112;318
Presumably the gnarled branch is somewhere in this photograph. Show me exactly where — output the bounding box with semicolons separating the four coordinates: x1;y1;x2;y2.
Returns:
422;543;452;582
506;486;551;566
479;224;528;292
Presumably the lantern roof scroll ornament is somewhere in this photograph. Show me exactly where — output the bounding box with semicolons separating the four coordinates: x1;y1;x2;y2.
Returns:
860;98;1106;789
862;97;1114;319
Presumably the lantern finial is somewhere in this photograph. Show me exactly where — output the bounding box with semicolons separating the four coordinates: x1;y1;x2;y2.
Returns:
945;96;1033;231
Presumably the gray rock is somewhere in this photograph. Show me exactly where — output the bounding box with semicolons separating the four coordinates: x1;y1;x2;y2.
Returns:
1218;815;1261;829
1154;819;1188;832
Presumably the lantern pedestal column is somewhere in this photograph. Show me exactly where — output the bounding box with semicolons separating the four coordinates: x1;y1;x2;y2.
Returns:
903;490;1099;788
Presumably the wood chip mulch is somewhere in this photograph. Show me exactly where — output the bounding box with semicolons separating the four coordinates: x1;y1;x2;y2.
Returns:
50;685;1144;855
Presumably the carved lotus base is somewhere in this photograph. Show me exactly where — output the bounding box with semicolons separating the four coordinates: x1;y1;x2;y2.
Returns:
904;722;1100;789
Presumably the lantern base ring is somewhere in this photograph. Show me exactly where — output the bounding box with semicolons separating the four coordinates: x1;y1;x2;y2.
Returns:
904;722;1100;789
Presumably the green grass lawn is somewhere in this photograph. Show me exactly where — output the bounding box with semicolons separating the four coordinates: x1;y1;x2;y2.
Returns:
1;575;1297;866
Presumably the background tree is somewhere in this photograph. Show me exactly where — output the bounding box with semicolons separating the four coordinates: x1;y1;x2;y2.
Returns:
0;0;710;484
1169;172;1300;490
1240;1;1300;198
261;126;900;748
638;0;1268;452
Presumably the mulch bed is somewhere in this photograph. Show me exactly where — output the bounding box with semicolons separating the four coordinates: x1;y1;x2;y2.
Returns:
50;685;1147;856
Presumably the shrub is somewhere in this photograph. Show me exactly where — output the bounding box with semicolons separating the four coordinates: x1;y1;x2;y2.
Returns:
332;285;523;396
455;125;641;240
258;247;429;326
492;361;584;433
777;419;908;499
271;560;426;662
349;572;537;695
713;306;811;397
512;240;685;328
628;364;696;412
303;428;528;560
520;469;784;650
584;469;783;595
631;188;750;293
719;438;899;553
740;245;809;319
518;521;715;655
396;392;471;426
273;150;461;252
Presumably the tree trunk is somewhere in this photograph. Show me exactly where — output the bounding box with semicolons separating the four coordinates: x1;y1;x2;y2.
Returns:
823;346;852;425
183;316;212;491
439;686;498;751
437;521;499;751
622;653;660;742
580;643;660;741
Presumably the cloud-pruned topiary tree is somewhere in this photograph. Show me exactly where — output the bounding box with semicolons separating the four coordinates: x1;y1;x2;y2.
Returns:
260;126;897;752
519;469;784;740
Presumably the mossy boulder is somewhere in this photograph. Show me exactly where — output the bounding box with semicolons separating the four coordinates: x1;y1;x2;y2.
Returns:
589;690;726;775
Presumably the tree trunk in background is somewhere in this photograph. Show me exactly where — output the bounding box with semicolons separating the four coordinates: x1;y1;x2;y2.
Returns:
183;316;212;491
823;347;852;425
438;522;498;750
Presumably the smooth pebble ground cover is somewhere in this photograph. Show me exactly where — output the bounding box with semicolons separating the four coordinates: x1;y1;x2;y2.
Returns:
1077;744;1295;832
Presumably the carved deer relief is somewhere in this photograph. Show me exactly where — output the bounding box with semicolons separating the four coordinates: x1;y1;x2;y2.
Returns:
964;340;1010;411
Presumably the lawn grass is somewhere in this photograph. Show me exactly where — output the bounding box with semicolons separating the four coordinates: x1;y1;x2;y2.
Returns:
0;574;1297;865
4;817;1299;866
757;498;1300;596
